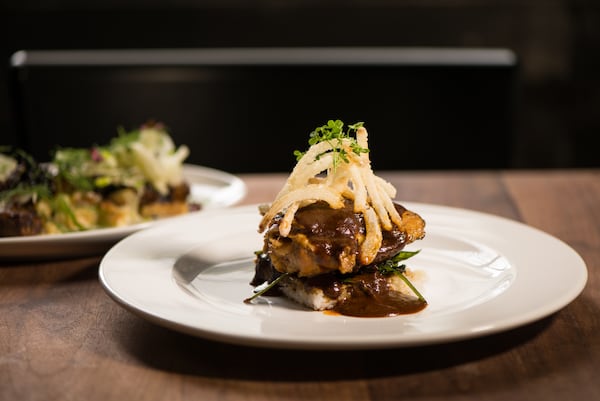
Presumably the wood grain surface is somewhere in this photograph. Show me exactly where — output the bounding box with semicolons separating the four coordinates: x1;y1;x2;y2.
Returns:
1;170;599;401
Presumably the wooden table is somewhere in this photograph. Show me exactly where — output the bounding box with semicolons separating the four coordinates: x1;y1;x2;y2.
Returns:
1;169;599;401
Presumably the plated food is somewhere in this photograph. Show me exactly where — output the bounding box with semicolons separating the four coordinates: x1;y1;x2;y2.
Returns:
246;120;427;317
0;122;198;237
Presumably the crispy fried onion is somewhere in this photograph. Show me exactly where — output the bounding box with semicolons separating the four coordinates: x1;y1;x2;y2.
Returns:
258;126;402;265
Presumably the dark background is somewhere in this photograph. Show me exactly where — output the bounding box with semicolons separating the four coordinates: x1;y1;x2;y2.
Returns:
1;0;599;171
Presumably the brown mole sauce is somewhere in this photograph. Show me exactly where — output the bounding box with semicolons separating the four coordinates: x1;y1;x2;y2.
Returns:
254;200;427;317
251;257;427;317
303;269;427;318
285;200;411;268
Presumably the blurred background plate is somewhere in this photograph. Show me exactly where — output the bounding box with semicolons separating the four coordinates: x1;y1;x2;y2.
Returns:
0;164;246;261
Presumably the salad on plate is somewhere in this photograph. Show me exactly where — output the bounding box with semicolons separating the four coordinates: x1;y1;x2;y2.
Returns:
0;122;198;237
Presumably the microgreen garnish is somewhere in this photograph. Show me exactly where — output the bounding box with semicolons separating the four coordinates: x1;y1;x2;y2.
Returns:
376;250;426;302
244;272;290;303
293;120;369;169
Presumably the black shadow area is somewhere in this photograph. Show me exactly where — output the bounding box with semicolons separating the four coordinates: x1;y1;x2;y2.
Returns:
115;313;553;382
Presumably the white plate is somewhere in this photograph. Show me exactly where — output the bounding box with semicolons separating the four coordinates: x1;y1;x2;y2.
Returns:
0;164;246;261
99;203;587;350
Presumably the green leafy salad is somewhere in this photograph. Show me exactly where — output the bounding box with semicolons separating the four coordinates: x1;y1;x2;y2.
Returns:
0;122;194;237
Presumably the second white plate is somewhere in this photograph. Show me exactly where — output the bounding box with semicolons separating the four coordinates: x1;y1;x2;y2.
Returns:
99;203;587;350
0;164;246;261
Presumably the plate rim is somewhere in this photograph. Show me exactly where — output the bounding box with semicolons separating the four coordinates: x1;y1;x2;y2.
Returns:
98;202;588;350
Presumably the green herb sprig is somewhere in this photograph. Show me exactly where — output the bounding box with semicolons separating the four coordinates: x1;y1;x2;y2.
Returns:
0;183;52;203
376;250;426;302
244;272;290;303
293;120;369;169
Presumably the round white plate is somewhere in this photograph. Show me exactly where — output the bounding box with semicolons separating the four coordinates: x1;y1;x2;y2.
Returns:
99;203;587;350
0;164;246;261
